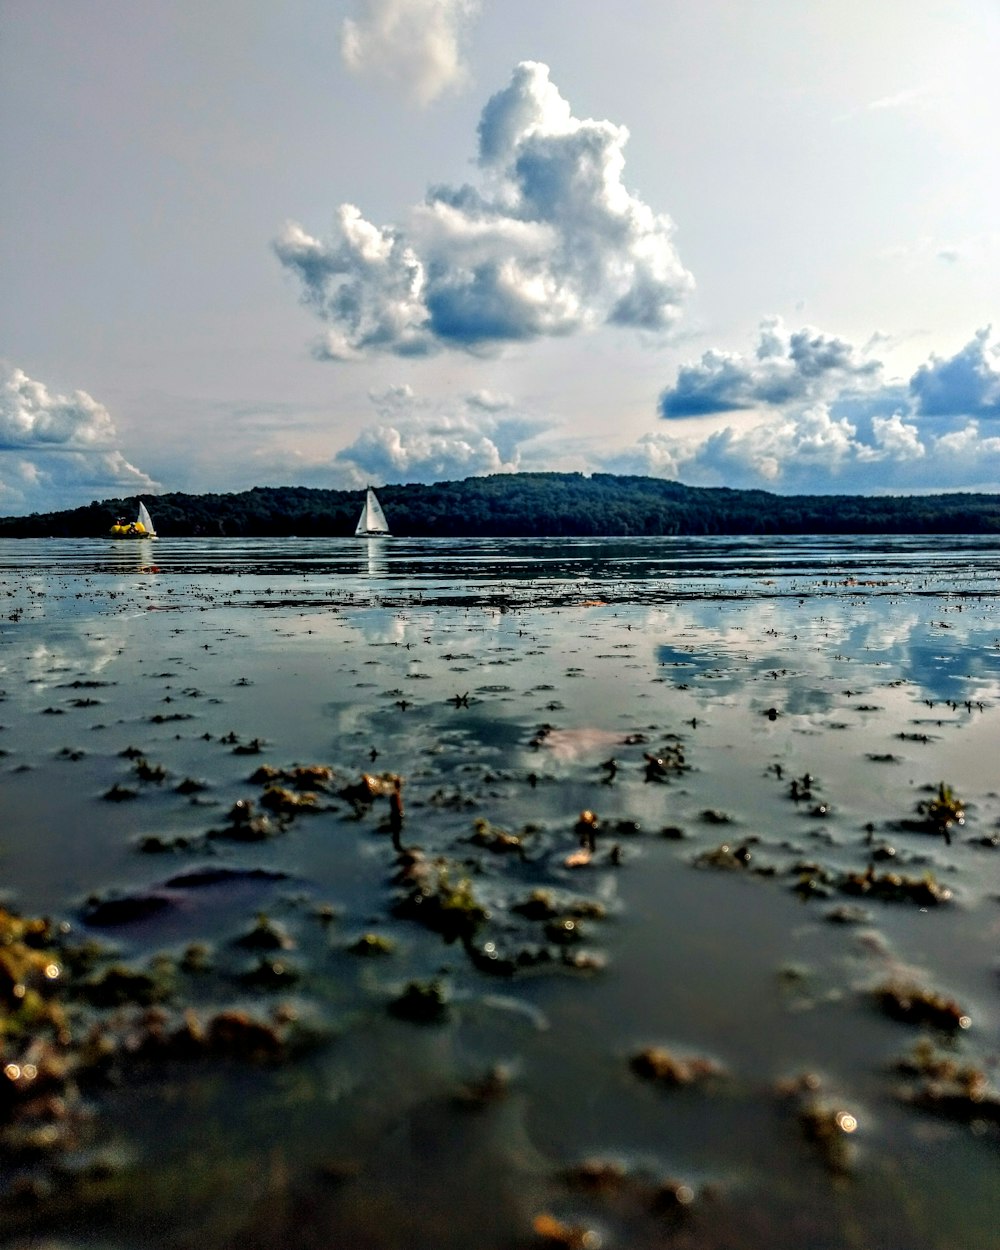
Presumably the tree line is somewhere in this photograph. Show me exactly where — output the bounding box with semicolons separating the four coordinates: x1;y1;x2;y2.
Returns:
2;473;1000;537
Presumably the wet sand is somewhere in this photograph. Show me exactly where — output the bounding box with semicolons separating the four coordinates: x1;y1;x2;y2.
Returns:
2;536;999;1250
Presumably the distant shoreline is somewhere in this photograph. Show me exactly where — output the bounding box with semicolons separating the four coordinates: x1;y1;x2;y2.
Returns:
2;472;999;538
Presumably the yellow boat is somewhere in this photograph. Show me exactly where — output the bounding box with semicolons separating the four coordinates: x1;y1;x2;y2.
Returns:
110;500;157;538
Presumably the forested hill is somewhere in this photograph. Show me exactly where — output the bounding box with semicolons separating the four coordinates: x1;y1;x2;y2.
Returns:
2;473;1000;537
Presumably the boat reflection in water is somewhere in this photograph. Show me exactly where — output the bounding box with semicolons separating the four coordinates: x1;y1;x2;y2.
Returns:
363;536;388;579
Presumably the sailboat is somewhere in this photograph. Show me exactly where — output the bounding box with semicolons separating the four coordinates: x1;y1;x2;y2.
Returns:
110;500;158;539
355;487;390;536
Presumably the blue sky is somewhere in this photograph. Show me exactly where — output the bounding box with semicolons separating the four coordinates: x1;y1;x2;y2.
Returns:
2;0;999;514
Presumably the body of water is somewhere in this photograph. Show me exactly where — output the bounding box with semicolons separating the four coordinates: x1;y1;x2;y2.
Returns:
2;536;999;1250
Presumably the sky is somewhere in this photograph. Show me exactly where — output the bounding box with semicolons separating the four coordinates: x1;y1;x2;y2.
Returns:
2;0;999;515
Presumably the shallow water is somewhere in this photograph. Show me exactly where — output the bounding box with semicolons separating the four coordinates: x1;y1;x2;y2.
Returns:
2;536;999;1250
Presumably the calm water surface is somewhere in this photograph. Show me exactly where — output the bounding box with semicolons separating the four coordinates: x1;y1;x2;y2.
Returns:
2;536;999;1250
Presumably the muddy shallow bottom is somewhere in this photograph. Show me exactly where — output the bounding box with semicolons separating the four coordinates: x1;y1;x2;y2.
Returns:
1;536;999;1250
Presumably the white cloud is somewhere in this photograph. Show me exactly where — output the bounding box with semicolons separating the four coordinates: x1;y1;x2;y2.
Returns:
0;448;157;515
601;324;1000;495
465;388;513;412
659;317;882;417
866;86;929;112
275;61;693;358
1;367;119;449
0;366;156;513
602;404;1000;494
276;209;430;361
332;386;551;484
341;0;480;106
909;326;1000;418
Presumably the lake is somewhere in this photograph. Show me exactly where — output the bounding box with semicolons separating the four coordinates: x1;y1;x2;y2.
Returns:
2;535;999;1250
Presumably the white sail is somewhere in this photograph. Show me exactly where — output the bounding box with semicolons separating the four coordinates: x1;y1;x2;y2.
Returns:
355;487;390;536
137;501;157;536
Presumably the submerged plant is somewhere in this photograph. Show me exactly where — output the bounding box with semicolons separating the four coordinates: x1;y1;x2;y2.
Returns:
629;1046;726;1087
132;756;168;783
348;933;395;956
776;1072;859;1175
388;978;449;1024
916;781;966;838
797;1101;859;1175
259;785;318;815
841;867;952;906
531;1211;601;1249
874;980;971;1031
894;1038;1000;1125
393;865;488;942
233;914;295;952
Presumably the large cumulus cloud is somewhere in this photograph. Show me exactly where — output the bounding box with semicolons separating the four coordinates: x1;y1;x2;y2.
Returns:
610;325;1000;493
341;0;480;106
275;62;693;358
909;326;1000;418
659;317;883;417
0;366;156;513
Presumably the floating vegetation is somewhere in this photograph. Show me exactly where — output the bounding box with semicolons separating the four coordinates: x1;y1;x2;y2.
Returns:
873;980;971;1031
544;917;585;945
259;785;319;815
102;782;138;802
210;798;277;841
894;1038;1000;1126
80;959;174;1008
643;743;687;781
790;863;836;899
233;914;295;951
348;932;396;956
797;1101;859;1176
629;1045;726;1087
251;763;335;791
469;816;527;855
393;863;488;943
117;1004;306;1064
913;781;966;838
531;1211;601;1249
511;890;607;923
339;771;403;814
0;902;309;1216
174;776;208;794
132;756;168;783
776;1072;859;1175
388;978;449;1024
840;867;952;906
694;841;755;870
